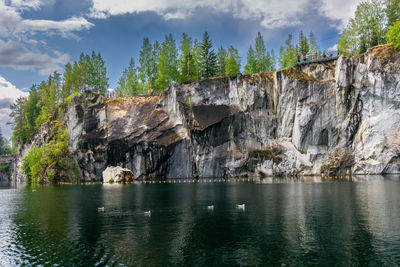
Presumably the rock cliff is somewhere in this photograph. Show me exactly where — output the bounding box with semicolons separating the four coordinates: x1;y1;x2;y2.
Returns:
11;45;400;182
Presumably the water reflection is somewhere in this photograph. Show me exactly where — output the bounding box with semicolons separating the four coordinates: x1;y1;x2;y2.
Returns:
0;176;398;265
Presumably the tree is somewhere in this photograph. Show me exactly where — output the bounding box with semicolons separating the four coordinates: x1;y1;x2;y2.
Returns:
386;0;400;27
216;46;227;77
309;32;319;53
244;45;256;74
388;21;400;50
138;38;158;93
179;33;196;83
278;34;298;69
192;39;202;80
155;34;179;92
225;45;241;77
116;58;143;96
299;30;309;55
245;32;275;74
0;128;11;155
337;0;386;55
199;32;217;79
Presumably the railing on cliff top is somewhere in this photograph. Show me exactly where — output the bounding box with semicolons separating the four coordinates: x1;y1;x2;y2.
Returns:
296;51;339;65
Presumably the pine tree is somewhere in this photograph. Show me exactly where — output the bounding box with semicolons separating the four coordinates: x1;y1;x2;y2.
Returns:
337;0;386;55
279;34;298;69
155;34;179;92
244;45;256;74
216;46;227;77
192;39;202;80
225;45;241;77
386;0;400;27
309;32;319;53
179;33;196;83
116;58;142;96
199;32;217;79
299;31;309;55
255;32;268;72
138;38;157;93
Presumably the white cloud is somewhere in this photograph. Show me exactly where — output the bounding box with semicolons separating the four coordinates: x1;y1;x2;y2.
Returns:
90;0;360;29
0;76;28;139
0;40;70;75
0;0;94;37
16;17;94;37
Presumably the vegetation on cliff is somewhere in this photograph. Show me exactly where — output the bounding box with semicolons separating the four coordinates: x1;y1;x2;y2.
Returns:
0;128;11;155
338;0;400;55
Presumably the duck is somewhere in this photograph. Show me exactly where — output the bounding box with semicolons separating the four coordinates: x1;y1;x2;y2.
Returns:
144;210;151;216
236;204;245;211
207;205;214;211
97;207;105;212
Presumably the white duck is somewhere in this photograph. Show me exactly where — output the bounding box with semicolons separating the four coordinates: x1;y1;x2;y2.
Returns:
236;204;245;211
144;210;151;216
207;205;214;211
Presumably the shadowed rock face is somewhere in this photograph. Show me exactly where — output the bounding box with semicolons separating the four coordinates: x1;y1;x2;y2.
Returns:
11;45;400;182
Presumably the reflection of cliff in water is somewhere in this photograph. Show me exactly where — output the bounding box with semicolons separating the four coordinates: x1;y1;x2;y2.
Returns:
1;178;398;265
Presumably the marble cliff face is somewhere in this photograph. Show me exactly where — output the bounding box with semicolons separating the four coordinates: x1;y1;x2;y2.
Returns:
11;45;400;182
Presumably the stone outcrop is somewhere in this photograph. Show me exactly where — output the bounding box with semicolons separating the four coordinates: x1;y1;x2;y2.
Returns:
102;166;134;183
11;45;400;182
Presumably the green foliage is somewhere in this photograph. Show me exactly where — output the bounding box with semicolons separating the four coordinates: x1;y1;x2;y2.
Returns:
155;34;179;92
138;38;158;93
279;34;298;69
216;46;227;77
199;32;218;79
225;46;241;77
0;165;10;172
244;46;256;74
387;21;400;50
116;58;143;96
179;33;197;83
22;122;69;183
62;51;109;95
0;128;11;155
309;32;320;53
338;0;386;55
299;31;310;55
245;32;275;74
386;0;400;27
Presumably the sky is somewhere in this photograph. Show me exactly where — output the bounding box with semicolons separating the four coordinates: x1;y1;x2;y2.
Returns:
0;0;361;139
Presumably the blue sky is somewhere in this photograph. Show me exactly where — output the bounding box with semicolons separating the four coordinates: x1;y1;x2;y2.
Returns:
0;0;360;138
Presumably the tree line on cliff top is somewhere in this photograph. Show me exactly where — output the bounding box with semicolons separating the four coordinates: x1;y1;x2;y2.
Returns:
8;0;400;183
10;0;400;149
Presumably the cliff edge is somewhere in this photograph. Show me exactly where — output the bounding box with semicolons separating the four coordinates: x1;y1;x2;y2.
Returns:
11;45;400;182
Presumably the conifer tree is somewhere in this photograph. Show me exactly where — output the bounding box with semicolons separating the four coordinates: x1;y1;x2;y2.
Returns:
386;0;400;27
337;0;386;55
179;33;196;83
278;34;297;69
155;34;179;92
216;46;227;77
299;31;309;55
309;32;319;53
225;45;241;77
244;45;256;74
199;32;217;79
116;58;142;96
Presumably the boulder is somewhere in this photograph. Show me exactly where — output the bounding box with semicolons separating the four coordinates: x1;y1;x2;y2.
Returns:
102;166;134;184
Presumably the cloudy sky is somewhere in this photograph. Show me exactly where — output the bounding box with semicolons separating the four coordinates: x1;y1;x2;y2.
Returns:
0;0;360;139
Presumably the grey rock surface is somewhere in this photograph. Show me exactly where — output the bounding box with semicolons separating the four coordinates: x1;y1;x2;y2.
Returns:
11;45;400;182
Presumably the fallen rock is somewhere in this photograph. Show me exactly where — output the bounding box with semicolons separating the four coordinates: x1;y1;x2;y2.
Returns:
102;166;134;184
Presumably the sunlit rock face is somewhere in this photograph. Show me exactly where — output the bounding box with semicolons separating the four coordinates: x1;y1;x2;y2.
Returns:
11;45;400;182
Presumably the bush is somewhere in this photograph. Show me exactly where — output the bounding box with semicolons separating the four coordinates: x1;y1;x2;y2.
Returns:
387;21;400;50
22;121;69;183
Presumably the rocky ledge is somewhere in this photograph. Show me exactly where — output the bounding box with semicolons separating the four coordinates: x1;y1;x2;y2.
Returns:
11;45;400;182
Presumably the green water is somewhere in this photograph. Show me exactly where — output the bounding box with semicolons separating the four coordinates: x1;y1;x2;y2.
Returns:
0;176;400;266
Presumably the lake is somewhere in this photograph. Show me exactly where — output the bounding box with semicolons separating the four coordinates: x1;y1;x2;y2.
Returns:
0;176;400;266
